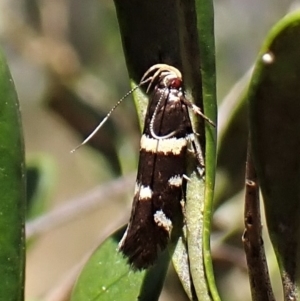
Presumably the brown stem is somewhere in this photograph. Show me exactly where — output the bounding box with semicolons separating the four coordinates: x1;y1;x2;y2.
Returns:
243;137;275;301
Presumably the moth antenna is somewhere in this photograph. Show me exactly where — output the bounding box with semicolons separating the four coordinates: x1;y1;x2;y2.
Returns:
71;77;151;153
149;88;176;140
141;64;182;93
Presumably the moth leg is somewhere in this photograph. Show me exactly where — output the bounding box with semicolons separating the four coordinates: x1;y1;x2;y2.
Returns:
180;175;188;223
180;199;187;224
181;98;215;126
186;134;205;177
183;174;191;182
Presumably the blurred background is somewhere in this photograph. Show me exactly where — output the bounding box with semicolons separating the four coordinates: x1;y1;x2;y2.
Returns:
0;0;298;300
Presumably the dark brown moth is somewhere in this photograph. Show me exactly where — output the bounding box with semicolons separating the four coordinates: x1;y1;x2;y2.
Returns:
72;64;213;270
118;64;214;270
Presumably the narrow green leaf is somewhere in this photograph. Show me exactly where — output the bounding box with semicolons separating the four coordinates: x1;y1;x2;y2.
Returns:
0;50;26;301
196;1;219;299
71;227;168;301
169;0;219;298
215;70;251;208
26;155;55;220
185;173;209;301
26;155;55;249
172;236;196;300
248;11;300;300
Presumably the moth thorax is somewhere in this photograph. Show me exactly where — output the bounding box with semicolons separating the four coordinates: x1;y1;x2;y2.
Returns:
167;88;183;103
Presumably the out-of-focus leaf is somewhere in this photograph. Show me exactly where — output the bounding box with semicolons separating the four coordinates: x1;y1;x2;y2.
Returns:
71;227;169;301
248;11;300;300
26;154;56;248
0;48;26;301
216;70;251;208
47;85;122;175
26;154;56;220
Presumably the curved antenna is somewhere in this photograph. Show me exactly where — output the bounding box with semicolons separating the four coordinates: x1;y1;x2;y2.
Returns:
141;64;182;93
71;77;151;153
149;87;176;140
71;64;184;153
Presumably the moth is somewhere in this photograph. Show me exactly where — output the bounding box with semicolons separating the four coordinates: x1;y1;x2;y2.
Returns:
72;64;214;270
118;64;214;270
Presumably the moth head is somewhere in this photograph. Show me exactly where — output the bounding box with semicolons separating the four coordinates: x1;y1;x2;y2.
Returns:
140;64;182;93
160;72;182;90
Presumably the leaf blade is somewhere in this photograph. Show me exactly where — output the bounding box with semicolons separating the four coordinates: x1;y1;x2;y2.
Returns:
71;227;169;301
248;11;300;300
0;49;26;301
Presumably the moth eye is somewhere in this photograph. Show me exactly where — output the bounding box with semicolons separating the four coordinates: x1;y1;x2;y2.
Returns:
170;78;182;89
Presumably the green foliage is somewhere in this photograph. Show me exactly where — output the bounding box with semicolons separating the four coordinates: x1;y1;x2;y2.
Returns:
0;49;26;301
2;1;300;301
248;11;300;300
26;155;55;221
71;227;169;301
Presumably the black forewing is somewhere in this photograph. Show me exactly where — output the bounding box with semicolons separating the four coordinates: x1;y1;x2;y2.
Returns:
120;85;193;269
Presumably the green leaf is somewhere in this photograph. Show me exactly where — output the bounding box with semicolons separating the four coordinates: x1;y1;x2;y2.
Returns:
26;155;56;220
216;69;251;208
0;49;26;300
26;154;56;248
177;0;219;300
185;173;210;301
248;11;300;300
194;1;219;301
71;227;169;301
